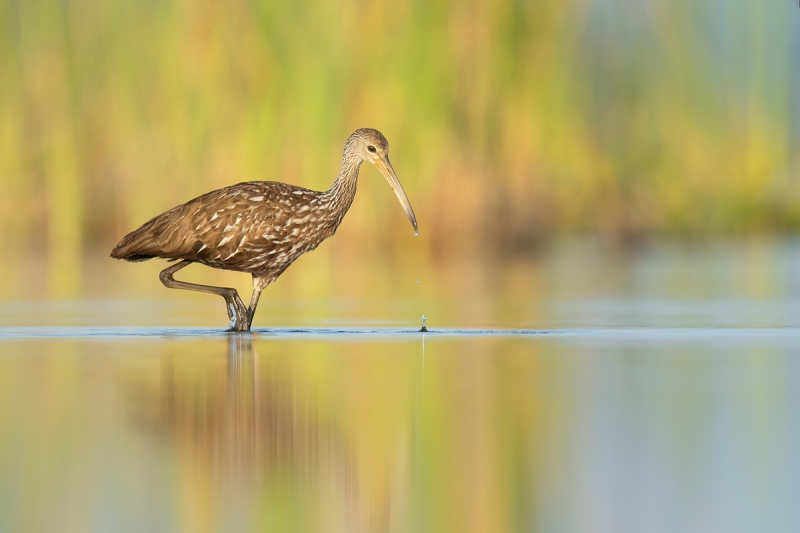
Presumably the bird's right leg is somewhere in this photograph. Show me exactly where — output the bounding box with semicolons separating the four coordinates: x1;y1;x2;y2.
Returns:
243;274;275;331
159;260;250;332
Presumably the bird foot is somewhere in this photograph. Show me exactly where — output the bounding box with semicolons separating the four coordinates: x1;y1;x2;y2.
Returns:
224;291;250;332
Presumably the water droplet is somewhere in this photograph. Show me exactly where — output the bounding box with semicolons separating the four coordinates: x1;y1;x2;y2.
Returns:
416;279;420;283
419;315;427;332
414;230;419;237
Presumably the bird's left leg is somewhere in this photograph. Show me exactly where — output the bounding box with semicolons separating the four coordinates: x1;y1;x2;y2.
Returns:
159;260;250;331
245;275;274;330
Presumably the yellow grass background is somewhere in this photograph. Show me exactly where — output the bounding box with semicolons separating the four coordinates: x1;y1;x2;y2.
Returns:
0;0;797;296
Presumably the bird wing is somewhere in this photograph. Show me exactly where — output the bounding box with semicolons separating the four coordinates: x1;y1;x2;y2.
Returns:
111;182;301;267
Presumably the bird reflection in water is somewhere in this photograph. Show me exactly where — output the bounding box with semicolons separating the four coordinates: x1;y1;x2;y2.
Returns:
124;335;417;531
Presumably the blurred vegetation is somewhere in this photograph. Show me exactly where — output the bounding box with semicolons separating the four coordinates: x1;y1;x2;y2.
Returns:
0;0;798;266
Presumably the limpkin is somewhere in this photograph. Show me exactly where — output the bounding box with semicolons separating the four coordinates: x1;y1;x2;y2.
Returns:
111;128;417;331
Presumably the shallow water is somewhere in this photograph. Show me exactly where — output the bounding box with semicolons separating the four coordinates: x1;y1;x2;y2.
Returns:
1;240;800;533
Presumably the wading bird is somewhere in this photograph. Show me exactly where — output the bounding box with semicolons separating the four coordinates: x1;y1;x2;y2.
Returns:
111;128;417;331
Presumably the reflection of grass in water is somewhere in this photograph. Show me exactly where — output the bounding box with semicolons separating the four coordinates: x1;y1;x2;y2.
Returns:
0;333;552;531
1;0;797;296
1;326;797;531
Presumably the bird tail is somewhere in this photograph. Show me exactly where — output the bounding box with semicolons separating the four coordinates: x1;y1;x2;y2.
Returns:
110;240;156;262
110;249;155;262
110;216;168;262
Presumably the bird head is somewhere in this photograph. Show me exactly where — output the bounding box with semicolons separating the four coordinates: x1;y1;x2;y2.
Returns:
348;128;418;234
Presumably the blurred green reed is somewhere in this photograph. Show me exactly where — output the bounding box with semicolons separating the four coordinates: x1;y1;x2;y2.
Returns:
0;0;797;263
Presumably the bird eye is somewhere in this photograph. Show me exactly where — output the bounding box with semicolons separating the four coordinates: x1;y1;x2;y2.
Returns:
367;145;376;153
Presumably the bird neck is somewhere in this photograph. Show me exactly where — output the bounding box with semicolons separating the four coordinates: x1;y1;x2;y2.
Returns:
323;155;362;220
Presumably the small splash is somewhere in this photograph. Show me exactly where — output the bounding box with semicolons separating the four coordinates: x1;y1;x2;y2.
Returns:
419;315;427;332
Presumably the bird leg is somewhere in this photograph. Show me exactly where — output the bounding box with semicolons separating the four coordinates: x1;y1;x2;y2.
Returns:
159;260;250;332
244;275;274;330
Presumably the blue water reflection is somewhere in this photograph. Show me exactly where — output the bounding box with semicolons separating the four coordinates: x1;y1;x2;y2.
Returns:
0;326;799;532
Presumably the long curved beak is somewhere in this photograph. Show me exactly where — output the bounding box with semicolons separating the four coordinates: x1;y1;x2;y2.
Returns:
373;156;418;234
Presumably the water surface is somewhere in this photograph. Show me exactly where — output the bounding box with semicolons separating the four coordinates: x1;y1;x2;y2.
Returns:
1;240;799;533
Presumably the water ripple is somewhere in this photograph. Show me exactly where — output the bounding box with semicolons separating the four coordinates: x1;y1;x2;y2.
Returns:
0;325;799;341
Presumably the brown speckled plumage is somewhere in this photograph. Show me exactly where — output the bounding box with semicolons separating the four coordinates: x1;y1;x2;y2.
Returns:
111;128;417;331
